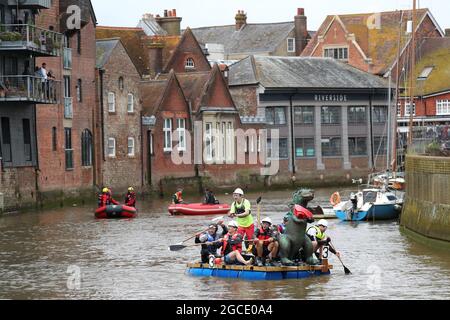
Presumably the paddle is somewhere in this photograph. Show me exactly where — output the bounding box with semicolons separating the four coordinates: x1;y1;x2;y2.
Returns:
169;216;224;248
256;196;262;227
169;241;219;252
329;242;351;275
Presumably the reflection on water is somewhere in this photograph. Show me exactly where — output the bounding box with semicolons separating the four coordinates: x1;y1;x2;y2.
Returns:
0;189;449;300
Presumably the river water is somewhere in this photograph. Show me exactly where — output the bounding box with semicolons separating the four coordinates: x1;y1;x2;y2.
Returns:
0;188;449;300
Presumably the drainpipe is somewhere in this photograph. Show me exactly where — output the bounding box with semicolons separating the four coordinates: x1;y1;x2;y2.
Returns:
99;69;105;163
33;103;41;208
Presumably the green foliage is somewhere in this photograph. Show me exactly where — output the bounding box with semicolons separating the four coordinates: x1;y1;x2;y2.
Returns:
0;31;22;41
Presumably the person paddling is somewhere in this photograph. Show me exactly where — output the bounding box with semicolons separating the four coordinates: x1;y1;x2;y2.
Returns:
228;188;255;252
195;220;227;263
307;219;341;260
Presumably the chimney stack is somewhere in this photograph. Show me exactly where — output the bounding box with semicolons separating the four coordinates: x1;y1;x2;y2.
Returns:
294;8;308;55
148;37;164;76
445;28;450;37
235;10;247;31
156;9;182;36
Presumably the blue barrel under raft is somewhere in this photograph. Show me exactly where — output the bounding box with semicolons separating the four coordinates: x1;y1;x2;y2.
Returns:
95;205;137;219
186;261;332;281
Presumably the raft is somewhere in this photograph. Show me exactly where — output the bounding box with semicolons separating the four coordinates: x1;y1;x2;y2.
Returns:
168;203;231;216
186;260;333;281
95;205;137;219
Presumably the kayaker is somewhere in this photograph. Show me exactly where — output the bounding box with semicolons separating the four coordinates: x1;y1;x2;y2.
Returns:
228;188;255;252
307;219;340;259
195;220;228;263
98;187;119;207
172;187;184;204
254;217;279;267
125;187;136;208
204;188;219;205
217;221;253;266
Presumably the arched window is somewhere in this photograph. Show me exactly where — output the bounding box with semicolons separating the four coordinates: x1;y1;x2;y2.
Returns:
185;58;195;69
76;79;82;102
81;129;93;166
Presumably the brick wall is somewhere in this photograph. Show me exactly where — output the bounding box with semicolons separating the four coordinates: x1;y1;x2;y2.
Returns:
35;1;96;197
99;42;144;192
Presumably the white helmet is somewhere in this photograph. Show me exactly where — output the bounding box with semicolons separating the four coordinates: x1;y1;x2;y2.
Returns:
233;188;244;196
318;219;329;228
228;221;238;228
261;217;272;225
350;193;356;200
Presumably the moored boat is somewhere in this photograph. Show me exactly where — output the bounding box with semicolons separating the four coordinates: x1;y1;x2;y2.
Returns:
333;188;402;221
168;203;231;216
186;260;333;281
95;205;137;219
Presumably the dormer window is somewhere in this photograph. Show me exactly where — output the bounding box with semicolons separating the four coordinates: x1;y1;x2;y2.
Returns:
418;66;434;80
185;58;195;69
324;47;348;61
287;38;295;53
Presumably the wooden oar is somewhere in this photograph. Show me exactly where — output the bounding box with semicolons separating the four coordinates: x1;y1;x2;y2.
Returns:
329;242;351;275
169;242;218;252
256;196;262;227
171;216;224;247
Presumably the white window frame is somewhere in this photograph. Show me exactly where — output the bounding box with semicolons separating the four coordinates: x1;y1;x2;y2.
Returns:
397;103;402;116
205;122;213;161
107;138;116;157
128;137;135;157
404;102;416;117
149;133;154;156
108;92;115;113
287;38;295;53
418;66;434;80
436;100;450;116
163;118;172;152
127;93;134;113
227;122;234;162
185;58;195;69
177;118;186;151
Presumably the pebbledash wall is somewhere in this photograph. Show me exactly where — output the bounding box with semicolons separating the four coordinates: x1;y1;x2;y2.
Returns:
401;155;450;243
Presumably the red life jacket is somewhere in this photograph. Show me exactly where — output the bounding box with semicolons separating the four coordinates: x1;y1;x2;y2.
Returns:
257;227;271;242
222;233;242;255
125;192;136;207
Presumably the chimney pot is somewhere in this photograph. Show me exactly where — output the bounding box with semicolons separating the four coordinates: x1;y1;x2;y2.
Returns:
164;10;168;17
173;9;177;17
297;8;305;16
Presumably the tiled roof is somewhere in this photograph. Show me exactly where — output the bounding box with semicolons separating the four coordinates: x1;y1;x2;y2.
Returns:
229;56;389;89
176;71;210;112
191;22;311;55
414;38;450;96
140;80;169;115
96;39;120;69
96;27;150;76
302;9;431;75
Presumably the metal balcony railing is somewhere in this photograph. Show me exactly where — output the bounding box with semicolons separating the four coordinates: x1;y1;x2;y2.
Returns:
64;97;73;119
0;75;60;104
0;24;62;57
63;47;72;69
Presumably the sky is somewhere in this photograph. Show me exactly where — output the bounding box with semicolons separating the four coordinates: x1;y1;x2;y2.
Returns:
91;0;450;30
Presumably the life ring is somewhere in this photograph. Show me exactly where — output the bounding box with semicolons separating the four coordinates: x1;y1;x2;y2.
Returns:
330;192;341;206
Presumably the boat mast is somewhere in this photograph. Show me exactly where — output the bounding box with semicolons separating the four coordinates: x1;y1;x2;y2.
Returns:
408;0;417;146
393;11;404;174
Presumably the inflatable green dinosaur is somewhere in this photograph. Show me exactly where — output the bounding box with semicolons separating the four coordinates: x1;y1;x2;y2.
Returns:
279;189;320;266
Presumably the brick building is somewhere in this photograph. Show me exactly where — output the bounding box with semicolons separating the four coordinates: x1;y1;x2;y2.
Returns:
229;56;390;184
301;9;444;77
95;39;143;193
34;0;97;205
191;8;313;63
0;1;63;210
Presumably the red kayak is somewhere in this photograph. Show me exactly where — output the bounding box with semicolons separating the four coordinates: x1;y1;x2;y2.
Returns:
95;205;137;219
168;203;231;216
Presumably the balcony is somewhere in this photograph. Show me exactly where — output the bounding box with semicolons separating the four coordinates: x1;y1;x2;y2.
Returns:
0;24;63;57
8;0;51;9
64;97;73;119
0;76;60;104
63;47;72;69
